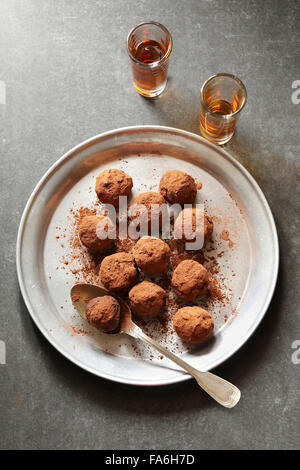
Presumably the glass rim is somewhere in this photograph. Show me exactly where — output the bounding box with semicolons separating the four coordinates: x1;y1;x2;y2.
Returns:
200;73;247;117
126;21;173;68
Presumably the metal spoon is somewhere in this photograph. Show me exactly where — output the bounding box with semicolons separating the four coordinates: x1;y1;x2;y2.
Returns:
71;283;241;408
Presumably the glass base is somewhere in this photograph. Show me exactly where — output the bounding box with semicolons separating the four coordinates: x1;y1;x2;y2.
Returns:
133;81;166;98
200;125;234;145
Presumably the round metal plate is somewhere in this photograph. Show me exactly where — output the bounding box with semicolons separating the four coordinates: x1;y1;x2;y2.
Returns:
16;126;279;386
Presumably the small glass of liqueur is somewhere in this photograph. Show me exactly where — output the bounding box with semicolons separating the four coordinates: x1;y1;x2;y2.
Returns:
127;22;172;98
200;73;247;145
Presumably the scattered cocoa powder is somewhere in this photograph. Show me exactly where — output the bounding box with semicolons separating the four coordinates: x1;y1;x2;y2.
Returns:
220;229;234;248
208;277;230;304
70;326;89;336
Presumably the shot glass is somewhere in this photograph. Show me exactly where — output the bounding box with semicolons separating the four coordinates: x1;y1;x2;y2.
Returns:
200;73;247;145
127;22;173;98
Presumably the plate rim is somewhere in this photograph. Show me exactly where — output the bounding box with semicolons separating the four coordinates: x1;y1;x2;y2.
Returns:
16;125;279;386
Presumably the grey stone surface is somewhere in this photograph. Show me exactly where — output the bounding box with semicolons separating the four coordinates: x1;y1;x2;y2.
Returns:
0;0;299;450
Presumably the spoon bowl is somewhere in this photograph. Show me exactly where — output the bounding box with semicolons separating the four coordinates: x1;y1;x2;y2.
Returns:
70;283;134;334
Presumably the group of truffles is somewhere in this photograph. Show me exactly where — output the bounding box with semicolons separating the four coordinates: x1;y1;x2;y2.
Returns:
77;167;215;344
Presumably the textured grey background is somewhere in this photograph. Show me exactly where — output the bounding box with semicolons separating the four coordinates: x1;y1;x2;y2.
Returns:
0;0;299;450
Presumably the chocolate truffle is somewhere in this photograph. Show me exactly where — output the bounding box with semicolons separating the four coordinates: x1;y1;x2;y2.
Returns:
79;215;115;251
129;281;166;317
174;207;213;245
95;169;133;207
171;259;209;301
129;191;166;232
133;236;171;274
99;252;138;292
173;306;214;343
159;170;197;204
85;296;120;333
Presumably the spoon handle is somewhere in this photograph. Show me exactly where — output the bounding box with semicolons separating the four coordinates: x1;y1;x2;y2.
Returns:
130;325;240;408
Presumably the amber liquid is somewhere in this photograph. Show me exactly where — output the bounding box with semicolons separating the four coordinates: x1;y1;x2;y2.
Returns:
134;40;165;63
208;99;234;115
130;39;169;95
200;94;243;141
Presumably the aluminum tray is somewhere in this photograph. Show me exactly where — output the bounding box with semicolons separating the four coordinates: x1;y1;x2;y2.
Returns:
16;126;279;385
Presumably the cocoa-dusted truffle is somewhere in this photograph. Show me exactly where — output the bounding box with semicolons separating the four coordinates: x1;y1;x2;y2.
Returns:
79;215;115;251
159;170;197;204
174;207;213;245
133;236;171;274
173;306;214;343
129;191;166;232
99;252;138;292
85;296;120;333
129;281;166;317
171;259;209;301
95;169;133;207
